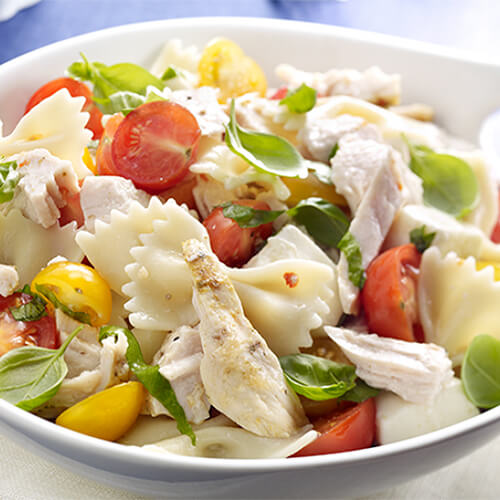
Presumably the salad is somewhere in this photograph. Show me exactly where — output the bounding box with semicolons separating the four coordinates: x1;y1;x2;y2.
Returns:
0;36;498;459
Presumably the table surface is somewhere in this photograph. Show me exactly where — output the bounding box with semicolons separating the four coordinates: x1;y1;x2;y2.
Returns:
1;1;500;499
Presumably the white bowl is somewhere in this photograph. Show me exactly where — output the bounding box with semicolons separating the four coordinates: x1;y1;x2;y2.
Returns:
1;17;500;499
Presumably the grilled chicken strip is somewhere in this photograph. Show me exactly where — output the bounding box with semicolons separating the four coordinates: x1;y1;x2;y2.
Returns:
182;238;308;438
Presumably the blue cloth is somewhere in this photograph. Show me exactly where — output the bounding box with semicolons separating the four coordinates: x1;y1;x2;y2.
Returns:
0;0;499;64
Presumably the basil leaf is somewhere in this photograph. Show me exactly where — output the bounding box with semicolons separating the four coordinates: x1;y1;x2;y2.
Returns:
280;353;357;401
328;143;339;161
35;284;91;325
106;91;146;115
279;83;317;113
161;67;177;81
99;326;195;444
338;231;366;288
225;100;308;178
339;380;379;403
10;285;47;322
288;197;349;247
0;160;20;204
0;326;83;411
462;335;500;409
406;139;478;218
67;53;165;114
307;160;333;185
410;225;436;253
221;202;284;228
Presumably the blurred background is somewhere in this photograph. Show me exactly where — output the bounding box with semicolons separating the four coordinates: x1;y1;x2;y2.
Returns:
1;0;499;64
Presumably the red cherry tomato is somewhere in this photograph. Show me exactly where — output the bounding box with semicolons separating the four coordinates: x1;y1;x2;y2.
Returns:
25;77;104;140
270;86;288;100
490;188;500;243
203;199;273;267
0;292;58;356
293;398;376;457
361;244;423;342
157;173;198;211
96;113;125;176
111;101;201;194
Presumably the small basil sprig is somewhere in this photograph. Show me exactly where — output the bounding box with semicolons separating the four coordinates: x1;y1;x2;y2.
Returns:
0;160;20;204
161;67;178;81
67;53;165;114
220;202;284;228
225;100;308;178
328;143;339;161
35;284;91;325
279;83;317;113
279;353;376;402
410;225;436;253
0;326;83;411
339;380;379;403
10;285;47;322
405;139;478;218
338;232;366;288
462;335;500;409
99;326;195;445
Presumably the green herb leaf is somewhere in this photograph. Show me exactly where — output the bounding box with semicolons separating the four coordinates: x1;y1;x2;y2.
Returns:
405;139;478;218
0;326;83;411
339;380;379;403
0;160;20;204
221;202;284;228
35;284;91;325
279;83;317;114
462;335;500;409
307;160;333;185
225;99;308;178
288;197;350;247
99;326;195;444
106;91;147;115
67;53;165;114
161;67;178;81
328;143;339;161
338;231;366;288
410;225;436;253
279;353;357;401
10;285;47;322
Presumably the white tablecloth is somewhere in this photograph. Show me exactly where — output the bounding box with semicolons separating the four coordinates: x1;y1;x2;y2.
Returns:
1;430;499;499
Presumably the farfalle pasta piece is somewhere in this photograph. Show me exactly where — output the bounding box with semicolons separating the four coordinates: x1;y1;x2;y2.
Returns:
0;89;92;178
122;199;210;330
0;209;83;284
76;197;171;295
189;142;290;200
418;247;500;366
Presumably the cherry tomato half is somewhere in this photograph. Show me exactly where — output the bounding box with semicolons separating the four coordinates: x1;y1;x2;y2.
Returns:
0;292;58;356
96;113;125;176
361;244;423;342
25;77;104;140
32;261;112;327
293;398;376;457
111;101;201;194
270;86;289;100
203;199;273;267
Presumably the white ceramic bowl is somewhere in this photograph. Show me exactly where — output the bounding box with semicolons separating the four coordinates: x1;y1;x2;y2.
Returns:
1;17;500;499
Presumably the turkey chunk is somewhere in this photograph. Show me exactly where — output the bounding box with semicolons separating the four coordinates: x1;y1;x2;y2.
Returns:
275;64;401;106
0;264;18;297
80;176;150;231
4;149;79;228
183;238;308;438
145;324;210;425
326;327;454;404
41;311;129;412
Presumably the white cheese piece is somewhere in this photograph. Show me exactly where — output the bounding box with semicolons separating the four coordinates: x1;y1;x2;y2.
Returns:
376;378;479;445
80;176;151;231
0;264;18;297
4;148;79;229
326;327;454;404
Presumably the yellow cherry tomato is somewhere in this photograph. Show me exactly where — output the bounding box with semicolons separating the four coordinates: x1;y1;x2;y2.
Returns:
82;147;97;174
56;382;144;441
476;261;500;281
198;38;267;102
31;261;112;326
282;173;348;208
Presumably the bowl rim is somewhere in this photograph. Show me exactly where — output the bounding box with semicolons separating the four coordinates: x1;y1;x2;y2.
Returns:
1;15;500;475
